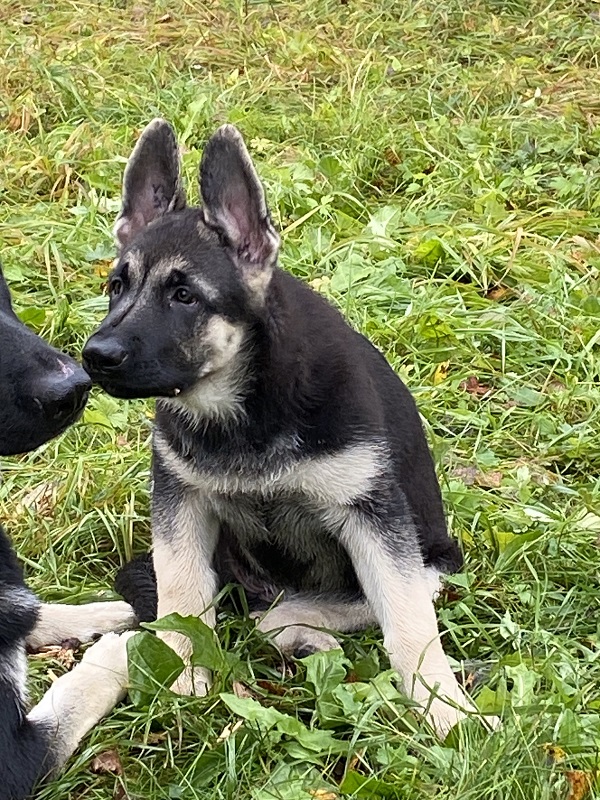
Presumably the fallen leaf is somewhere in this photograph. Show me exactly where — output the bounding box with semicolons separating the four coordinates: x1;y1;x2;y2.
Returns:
146;731;168;744
18;482;59;517
29;643;78;669
232;681;255;699
460;375;492;397
383;147;400;166
452;466;478;485
433;361;449;385
487;285;511;301
256;679;288;696
476;470;503;489
91;748;123;776
346;750;364;772
565;770;591;800
543;743;566;764
463;672;477;691
452;466;502;488
216;718;243;742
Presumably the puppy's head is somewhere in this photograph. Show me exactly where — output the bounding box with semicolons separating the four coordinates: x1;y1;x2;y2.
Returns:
0;267;91;455
82;120;279;403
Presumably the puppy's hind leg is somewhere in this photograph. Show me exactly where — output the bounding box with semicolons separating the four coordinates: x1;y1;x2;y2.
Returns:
26;601;137;650
340;513;484;738
255;594;375;658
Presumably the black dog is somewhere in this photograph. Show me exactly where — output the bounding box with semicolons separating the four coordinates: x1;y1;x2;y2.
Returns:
86;120;496;736
0;265;136;799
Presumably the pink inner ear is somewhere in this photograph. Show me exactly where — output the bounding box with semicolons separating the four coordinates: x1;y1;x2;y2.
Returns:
113;209;150;249
113;216;132;247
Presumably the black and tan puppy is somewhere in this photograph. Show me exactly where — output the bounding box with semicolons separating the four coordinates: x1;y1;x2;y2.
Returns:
85;120;492;736
0;265;135;799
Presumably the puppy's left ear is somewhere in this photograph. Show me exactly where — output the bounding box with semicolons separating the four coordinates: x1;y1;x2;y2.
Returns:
200;125;279;300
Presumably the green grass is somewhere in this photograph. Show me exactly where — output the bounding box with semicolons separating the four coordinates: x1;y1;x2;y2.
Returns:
1;0;600;796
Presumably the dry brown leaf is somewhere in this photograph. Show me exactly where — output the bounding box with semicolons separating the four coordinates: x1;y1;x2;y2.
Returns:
216;718;243;743
256;679;288;696
232;681;255;699
460;375;492;397
487;286;511;301
476;470;503;489
346;750;365;772
452;466;478;485
452;466;502;488
18;482;59;517
146;731;168;744
383;147;400;166
29;643;78;669
91;748;123;776
463;672;477;691
565;770;592;800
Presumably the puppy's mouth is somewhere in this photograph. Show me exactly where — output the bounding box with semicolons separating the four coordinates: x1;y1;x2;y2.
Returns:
94;379;190;401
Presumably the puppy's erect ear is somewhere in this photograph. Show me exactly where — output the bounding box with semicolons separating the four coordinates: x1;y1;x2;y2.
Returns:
200;125;280;299
114;118;186;250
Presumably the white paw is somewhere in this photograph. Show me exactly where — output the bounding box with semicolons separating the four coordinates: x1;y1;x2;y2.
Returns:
79;630;137;692
253;609;341;657
422;695;469;738
170;665;211;697
274;626;341;658
412;683;502;737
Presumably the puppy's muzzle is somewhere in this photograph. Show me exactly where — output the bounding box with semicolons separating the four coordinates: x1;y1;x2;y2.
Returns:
34;366;91;430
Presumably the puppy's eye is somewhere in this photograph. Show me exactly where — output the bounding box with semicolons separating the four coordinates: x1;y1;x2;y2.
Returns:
109;277;124;297
173;287;197;305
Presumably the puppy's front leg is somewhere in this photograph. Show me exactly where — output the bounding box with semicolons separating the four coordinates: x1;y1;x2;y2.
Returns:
152;472;219;697
26;601;137;650
28;631;135;772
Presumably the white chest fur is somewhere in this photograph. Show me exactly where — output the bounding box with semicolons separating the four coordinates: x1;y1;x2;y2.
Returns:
153;430;385;507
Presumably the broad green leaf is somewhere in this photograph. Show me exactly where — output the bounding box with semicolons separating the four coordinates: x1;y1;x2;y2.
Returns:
145;613;225;671
339;771;401;798
303;649;349;695
126;631;184;708
220;692;291;731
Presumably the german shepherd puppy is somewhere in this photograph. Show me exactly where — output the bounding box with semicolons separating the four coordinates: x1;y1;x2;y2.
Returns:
0;265;136;798
84;120;488;736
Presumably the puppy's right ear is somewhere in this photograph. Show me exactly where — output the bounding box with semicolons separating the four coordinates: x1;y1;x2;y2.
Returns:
114;119;186;251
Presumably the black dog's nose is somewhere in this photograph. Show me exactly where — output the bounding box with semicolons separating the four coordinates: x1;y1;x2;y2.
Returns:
82;338;127;373
36;366;91;428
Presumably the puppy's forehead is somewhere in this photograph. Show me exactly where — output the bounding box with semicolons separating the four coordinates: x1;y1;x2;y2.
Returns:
122;210;220;270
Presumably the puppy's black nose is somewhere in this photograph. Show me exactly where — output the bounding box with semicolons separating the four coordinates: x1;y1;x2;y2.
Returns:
82;338;127;374
36;366;91;428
